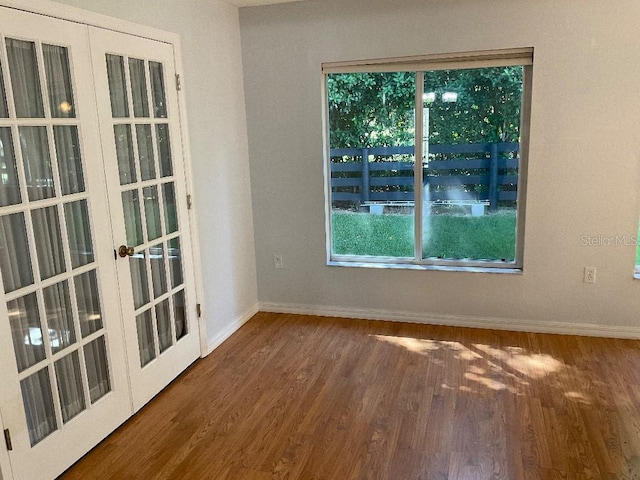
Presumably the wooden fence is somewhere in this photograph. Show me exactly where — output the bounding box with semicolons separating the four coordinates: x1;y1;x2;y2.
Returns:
330;142;519;210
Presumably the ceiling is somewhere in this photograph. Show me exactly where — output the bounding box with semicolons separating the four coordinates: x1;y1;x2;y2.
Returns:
227;0;305;7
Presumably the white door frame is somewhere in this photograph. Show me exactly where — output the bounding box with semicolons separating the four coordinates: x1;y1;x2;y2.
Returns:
0;1;208;479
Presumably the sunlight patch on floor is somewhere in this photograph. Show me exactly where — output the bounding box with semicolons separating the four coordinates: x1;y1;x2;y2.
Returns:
472;344;563;379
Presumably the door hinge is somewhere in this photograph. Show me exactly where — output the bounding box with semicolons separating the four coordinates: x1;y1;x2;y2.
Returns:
187;194;192;210
175;73;182;91
4;429;12;451
196;303;202;318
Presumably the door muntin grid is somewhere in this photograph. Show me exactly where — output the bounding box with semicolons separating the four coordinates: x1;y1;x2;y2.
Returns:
0;35;112;447
106;53;188;369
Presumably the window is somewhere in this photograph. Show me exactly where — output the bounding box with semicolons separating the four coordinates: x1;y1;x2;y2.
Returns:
323;48;533;270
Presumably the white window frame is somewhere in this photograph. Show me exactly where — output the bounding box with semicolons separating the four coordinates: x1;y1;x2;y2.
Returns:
322;48;534;272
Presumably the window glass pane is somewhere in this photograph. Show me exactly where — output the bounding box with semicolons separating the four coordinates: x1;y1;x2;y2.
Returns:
20;126;55;201
421;67;522;262
122;189;143;247
6;38;44;118
136;309;155;367
129;58;149;118
168;237;183;288
173;290;187;341
21;367;57;446
8;293;45;372
75;270;103;337
156;124;173;177
0;212;34;292
114;124;136;185
136;124;156;181
156;299;172;353
328;72;416;257
130;249;150;309
162;182;178;234
0;61;8;118
32;206;66;280
43;280;76;354
637;223;640;272
149;61;167;118
43;44;75;118
150;243;167;298
0;127;21;206
64;200;94;269
54;126;85;195
106;54;129;118
84;336;110;403
54;351;85;423
143;185;162;241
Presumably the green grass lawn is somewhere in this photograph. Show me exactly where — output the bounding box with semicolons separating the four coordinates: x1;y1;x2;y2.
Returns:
332;209;517;261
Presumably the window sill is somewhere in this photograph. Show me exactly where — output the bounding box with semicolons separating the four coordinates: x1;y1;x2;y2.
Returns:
327;260;523;275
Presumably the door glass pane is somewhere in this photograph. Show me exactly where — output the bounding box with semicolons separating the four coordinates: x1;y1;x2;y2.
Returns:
54;351;85;423
0;212;34;292
6;38;44;118
75;270;103;337
64;200;94;269
43;281;76;354
150;243;167;298
122;189;143;246
156;124;173;177
136;124;156;181
143;185;161;240
106;54;129;118
32;206;66;280
84;336;110;403
54;126;85;195
21;367;57;446
129;58;149;118
0;128;21;206
135;309;155;367
149;61;167;118
162;182;178;234
173;290;187;340
8;293;44;372
156;299;172;353
114;124;136;185
0;61;8;118
168;237;183;288
43;44;75;119
130;250;150;309
20;126;55;201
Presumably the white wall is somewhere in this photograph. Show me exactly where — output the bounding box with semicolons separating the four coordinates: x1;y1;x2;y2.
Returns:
53;0;259;347
240;0;640;335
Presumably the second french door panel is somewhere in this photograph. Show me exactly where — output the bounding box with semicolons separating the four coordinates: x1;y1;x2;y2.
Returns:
88;27;201;412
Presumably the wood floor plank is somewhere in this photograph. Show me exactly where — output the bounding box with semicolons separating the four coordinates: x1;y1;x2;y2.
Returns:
58;312;640;480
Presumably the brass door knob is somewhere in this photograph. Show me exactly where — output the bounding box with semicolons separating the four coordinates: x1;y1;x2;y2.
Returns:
118;245;135;258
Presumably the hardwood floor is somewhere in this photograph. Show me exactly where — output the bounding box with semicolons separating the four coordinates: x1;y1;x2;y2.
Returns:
59;312;640;480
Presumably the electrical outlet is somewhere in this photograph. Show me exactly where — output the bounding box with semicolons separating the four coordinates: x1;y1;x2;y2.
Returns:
274;255;284;269
584;266;596;284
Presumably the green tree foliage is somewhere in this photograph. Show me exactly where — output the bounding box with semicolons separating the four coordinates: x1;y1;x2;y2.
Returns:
327;67;523;148
328;72;415;148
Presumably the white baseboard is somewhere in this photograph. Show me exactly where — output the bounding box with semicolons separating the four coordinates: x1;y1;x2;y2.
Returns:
205;302;259;355
259;302;640;339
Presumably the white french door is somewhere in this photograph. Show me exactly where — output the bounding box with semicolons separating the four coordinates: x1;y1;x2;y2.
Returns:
0;6;201;480
88;27;200;412
0;8;132;480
